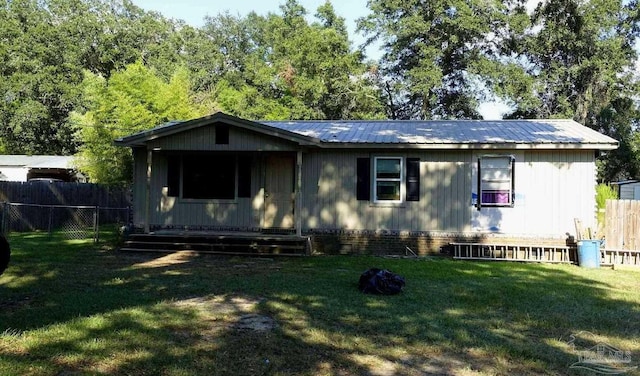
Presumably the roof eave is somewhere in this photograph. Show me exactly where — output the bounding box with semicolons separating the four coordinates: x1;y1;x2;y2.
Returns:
114;112;320;147
315;142;619;150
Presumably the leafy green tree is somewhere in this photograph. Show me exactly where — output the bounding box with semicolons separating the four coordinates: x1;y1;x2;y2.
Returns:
498;0;639;124
358;0;509;119
0;0;186;155
195;1;384;120
74;62;207;185
71;0;184;79
595;97;640;182
0;0;84;154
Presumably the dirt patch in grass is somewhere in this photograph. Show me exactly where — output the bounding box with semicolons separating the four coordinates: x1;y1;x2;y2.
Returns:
233;314;278;331
128;251;284;275
173;295;262;316
131;251;201;268
171;295;276;333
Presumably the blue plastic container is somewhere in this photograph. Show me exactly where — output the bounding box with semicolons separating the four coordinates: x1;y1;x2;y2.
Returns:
577;240;601;268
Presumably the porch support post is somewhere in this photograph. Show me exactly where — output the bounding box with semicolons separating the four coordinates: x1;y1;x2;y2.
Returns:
144;148;152;233
295;150;303;237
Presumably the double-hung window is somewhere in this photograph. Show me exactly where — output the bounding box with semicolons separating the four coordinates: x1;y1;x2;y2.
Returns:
477;155;515;208
374;157;403;202
356;156;420;203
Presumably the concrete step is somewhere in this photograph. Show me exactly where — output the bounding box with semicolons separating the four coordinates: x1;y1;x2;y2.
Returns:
120;232;310;256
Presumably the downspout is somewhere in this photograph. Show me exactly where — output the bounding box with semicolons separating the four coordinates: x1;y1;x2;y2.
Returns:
145;148;152;233
296;150;303;237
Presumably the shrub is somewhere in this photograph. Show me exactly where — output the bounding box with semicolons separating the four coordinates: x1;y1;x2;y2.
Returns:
596;183;618;235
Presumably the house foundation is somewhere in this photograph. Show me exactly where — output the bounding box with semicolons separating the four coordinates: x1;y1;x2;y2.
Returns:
306;230;574;257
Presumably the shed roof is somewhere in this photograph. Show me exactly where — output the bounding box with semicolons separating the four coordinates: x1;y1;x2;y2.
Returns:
612;180;640;186
0;155;75;169
115;112;618;150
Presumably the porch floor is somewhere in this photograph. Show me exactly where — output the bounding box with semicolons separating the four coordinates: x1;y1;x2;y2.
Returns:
120;230;311;256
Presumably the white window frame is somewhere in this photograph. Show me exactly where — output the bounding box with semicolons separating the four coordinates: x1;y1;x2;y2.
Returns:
373;157;403;203
478;155;515;209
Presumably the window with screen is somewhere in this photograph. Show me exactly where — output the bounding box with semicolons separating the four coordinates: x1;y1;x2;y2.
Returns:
168;154;252;200
183;154;236;199
478;155;515;208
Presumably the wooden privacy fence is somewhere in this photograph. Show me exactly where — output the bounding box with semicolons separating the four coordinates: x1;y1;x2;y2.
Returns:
0;181;130;207
605;199;640;251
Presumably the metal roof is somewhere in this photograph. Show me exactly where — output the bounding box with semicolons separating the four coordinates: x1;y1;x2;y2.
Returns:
612;180;640;185
0;155;75;169
261;119;618;148
115;113;619;150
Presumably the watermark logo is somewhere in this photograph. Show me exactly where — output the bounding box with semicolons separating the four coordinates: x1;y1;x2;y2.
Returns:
568;331;637;374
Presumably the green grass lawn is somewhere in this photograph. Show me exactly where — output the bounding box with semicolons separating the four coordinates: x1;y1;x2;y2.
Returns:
1;231;639;375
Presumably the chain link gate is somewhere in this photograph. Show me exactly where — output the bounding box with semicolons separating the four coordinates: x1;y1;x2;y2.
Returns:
0;202;130;241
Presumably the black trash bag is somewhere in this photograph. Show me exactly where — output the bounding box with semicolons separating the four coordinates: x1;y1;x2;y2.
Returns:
0;234;10;276
358;268;405;295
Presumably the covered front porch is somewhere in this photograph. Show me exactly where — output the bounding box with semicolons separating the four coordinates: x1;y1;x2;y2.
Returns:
138;148;306;236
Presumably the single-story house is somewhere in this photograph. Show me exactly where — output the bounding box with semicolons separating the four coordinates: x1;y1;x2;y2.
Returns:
115;112;618;254
612;180;640;200
0;155;86;182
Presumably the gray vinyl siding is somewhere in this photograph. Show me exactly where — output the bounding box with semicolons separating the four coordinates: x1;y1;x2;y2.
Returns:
131;147;147;228
526;149;596;234
299;150;473;233
471;149;596;236
131;145;598;237
301;149;596;237
146;125;299;151
619;182;640;200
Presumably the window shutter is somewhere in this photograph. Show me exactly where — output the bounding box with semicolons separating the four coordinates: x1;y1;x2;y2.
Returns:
510;156;516;207
477;157;481;210
167;156;180;197
406;158;420;201
237;156;252;198
356;158;371;201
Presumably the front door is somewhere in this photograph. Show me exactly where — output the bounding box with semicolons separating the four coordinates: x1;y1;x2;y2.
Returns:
264;155;295;228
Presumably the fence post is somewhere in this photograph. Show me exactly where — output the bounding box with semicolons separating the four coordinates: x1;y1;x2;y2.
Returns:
0;202;5;235
48;206;53;238
94;206;99;243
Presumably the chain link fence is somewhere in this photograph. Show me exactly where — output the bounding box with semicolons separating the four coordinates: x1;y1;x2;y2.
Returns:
0;202;130;241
